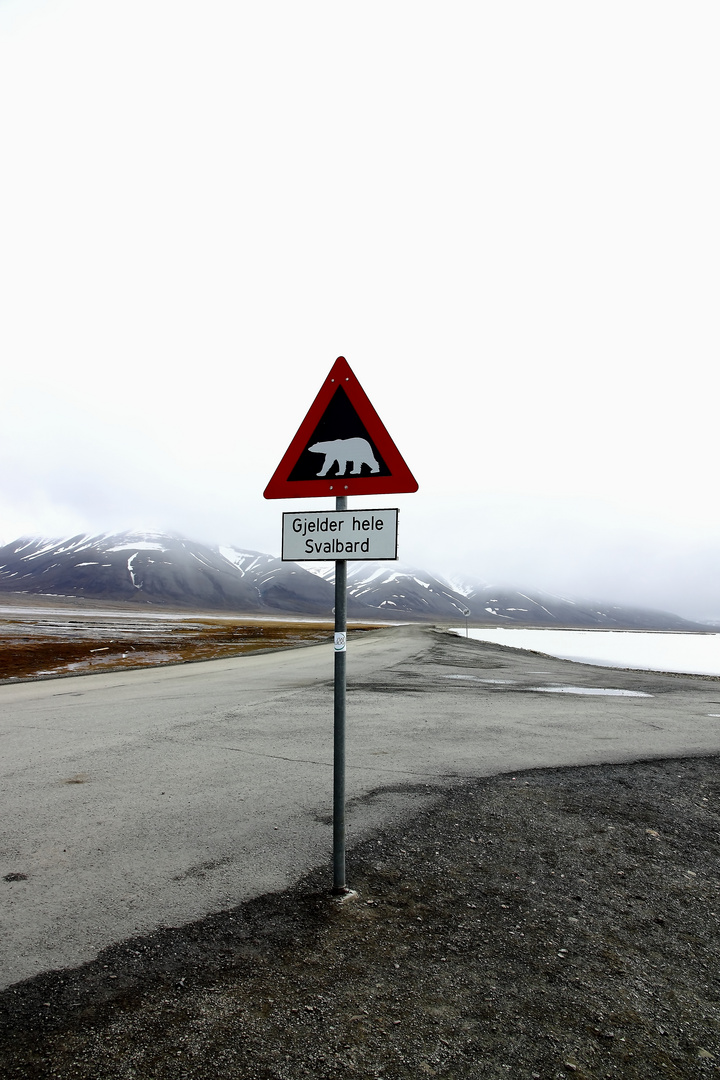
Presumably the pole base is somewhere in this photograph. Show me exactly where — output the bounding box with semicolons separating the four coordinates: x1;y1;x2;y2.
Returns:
331;888;359;904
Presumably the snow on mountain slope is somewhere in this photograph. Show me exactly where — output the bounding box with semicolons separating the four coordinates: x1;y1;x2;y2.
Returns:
343;562;472;618
0;532;708;629
0;533;334;615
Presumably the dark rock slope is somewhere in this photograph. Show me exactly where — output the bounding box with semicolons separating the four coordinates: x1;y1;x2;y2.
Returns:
0;531;708;629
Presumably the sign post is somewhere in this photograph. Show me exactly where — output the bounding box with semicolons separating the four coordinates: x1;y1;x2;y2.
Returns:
333;497;348;892
265;357;417;895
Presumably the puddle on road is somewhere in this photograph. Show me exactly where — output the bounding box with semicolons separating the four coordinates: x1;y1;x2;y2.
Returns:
528;686;652;697
443;675;517;684
441;675;652;697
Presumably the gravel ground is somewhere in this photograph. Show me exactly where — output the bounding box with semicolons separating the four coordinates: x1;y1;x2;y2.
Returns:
1;754;719;1079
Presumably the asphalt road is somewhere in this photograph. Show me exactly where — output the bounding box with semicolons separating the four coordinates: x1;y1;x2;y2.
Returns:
2;624;720;991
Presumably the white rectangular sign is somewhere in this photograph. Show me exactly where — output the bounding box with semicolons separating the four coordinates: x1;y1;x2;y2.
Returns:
282;509;398;561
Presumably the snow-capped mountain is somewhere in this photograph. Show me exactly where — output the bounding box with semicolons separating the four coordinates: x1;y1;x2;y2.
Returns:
0;532;334;615
458;582;695;630
307;562;480;619
0;531;708;630
308;562;707;629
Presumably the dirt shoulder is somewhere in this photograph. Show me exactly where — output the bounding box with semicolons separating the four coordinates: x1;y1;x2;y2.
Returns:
0;610;386;682
2;755;719;1079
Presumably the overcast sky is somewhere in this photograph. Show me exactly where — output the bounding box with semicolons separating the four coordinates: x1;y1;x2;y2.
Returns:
1;1;719;620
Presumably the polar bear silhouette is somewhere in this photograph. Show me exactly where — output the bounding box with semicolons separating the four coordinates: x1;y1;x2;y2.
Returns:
308;437;380;477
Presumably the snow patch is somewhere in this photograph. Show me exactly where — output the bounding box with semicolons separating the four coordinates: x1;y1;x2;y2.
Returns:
528;685;652;697
107;542;166;553
127;554;141;589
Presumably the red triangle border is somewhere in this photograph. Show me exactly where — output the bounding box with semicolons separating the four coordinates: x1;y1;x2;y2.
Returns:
264;357;418;499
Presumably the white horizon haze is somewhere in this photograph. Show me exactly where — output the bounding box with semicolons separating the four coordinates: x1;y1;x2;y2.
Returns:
1;2;719;622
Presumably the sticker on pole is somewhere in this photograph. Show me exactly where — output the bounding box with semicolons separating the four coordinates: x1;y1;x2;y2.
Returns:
264;356;418;499
334;632;347;652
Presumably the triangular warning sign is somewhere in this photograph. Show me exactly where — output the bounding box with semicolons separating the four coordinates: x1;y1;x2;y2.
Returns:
264;357;418;499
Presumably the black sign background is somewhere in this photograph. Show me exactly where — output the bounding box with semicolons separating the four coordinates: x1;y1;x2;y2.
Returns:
287;386;392;482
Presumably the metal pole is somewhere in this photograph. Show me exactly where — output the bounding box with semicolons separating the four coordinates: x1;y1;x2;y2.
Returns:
332;495;348;893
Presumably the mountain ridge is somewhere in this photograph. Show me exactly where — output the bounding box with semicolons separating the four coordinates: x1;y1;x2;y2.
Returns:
0;530;710;631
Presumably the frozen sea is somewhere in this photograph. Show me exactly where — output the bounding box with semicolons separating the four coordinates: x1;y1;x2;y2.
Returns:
450;628;720;677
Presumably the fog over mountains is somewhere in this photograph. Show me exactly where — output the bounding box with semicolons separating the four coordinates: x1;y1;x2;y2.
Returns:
0;531;709;631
